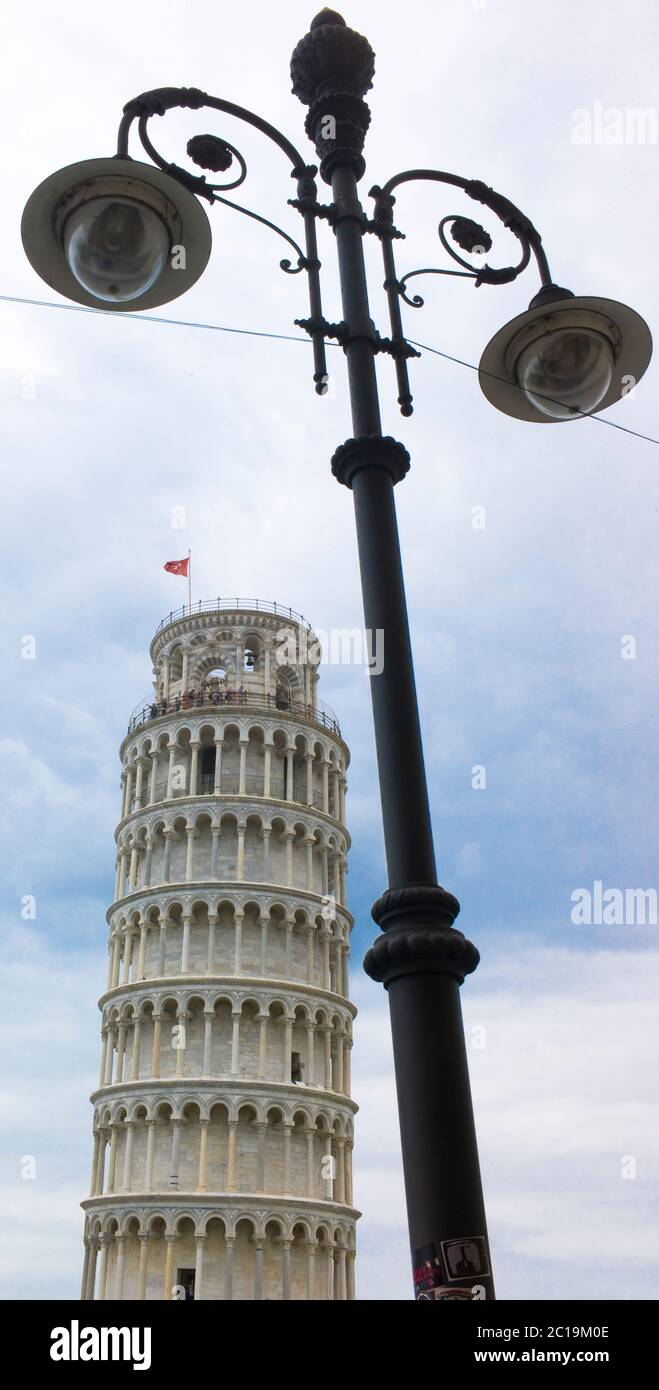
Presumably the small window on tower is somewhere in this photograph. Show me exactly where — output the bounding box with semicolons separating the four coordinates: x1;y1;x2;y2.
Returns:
291;1051;303;1084
177;1268;196;1301
244;649;256;671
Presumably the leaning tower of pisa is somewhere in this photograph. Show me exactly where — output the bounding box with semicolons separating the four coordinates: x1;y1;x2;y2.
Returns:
80;598;357;1301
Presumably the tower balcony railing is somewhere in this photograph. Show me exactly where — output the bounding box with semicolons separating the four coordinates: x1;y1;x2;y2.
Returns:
196;772;325;806
154;597;313;636
127;689;341;738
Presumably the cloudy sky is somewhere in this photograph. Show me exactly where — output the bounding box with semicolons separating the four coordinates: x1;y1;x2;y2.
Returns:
1;0;658;1300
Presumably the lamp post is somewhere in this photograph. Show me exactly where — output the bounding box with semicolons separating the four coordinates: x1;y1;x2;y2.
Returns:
21;9;651;1301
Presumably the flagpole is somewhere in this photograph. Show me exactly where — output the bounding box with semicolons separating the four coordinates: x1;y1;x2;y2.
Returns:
188;550;192;616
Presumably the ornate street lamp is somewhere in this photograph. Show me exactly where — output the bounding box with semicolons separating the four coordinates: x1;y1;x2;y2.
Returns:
21;9;652;1301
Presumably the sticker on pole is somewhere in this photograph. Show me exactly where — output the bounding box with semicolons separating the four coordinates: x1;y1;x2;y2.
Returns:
441;1236;490;1281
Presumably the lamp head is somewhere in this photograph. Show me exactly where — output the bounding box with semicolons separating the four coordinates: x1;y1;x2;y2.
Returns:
479;285;652;422
21;157;211;310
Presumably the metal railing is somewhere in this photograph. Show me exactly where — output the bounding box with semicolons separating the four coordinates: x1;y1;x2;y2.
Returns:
154;597;313;636
127;690;341;738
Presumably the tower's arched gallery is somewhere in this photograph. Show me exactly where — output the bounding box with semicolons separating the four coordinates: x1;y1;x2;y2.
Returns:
80;600;358;1300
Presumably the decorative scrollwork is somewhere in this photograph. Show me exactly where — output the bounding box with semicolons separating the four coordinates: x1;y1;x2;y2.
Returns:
368;167;553;415
115;85;331;393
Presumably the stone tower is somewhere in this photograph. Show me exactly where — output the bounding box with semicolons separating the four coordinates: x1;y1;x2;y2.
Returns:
80;599;357;1301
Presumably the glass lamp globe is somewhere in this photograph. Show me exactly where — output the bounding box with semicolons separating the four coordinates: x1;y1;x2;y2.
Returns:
63;195;170;302
516;326;615;419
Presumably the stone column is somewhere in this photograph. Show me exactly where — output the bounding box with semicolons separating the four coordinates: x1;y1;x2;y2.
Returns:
106;1124;119;1193
323;1027;332;1089
306;926;314;985
80;1239;91;1301
111;936;122;989
115;1021;127;1083
285;749;295;801
230;1011;241;1074
137;1234;149;1300
144;1120;156;1191
258;1013;268;1080
164;1235;176;1300
330;767;340;819
321;846;329;897
344;1040;352;1096
238;739;248;796
306;1020;315;1086
96;1235;110;1301
181;913;191;973
282;1122;292;1194
194;1234;206;1301
106;940;115;992
213;739;223;793
284;917;294;978
210;826;221;879
324;1135;334;1200
336;1035;345;1094
345;1141;354;1206
151;1012;162;1078
206;913;217;972
158;919;167;975
306;1240;316;1300
236;823;246;880
86;1238;99;1300
321;760;329;814
95;1130;107;1195
175;1011;187;1078
99;1029;109;1089
166;744;177;800
148;752;158;805
282;1239;292;1301
185;830;196;883
227;1121;238;1191
137;920;148;978
162;830;173;884
128;845;139;893
122;766;134;820
283;1015;293;1083
254;1240;264;1300
189;741;199;797
143;838;153;889
233;911;243;974
89;1131;101;1196
197;1120;209;1191
347;1250;356;1300
169;1118;181;1189
104;1029;115;1086
306;1127;315;1197
134;759;145;810
304;836;314;891
121;1121;135;1192
339;776;346;823
336;1136;346;1203
263;744;272;797
261;827;271;881
202;1010;214;1074
181;648;189;689
336;1247;347;1300
305;753;314;805
321;931;331;990
224;1237;235;1299
115;1234;126;1298
162;658;170;700
256;1121;267;1191
260;916;269;974
122;930;133;983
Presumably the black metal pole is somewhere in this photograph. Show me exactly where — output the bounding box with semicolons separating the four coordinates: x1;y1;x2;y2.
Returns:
292;10;495;1300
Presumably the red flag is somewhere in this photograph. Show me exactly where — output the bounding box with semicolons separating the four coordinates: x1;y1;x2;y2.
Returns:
164;557;189;577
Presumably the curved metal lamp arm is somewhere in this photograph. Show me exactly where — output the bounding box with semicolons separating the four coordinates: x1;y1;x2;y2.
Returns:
116;85;329;392
369;169;553;415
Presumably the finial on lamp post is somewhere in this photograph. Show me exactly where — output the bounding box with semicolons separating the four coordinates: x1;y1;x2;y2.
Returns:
290;10;375;181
